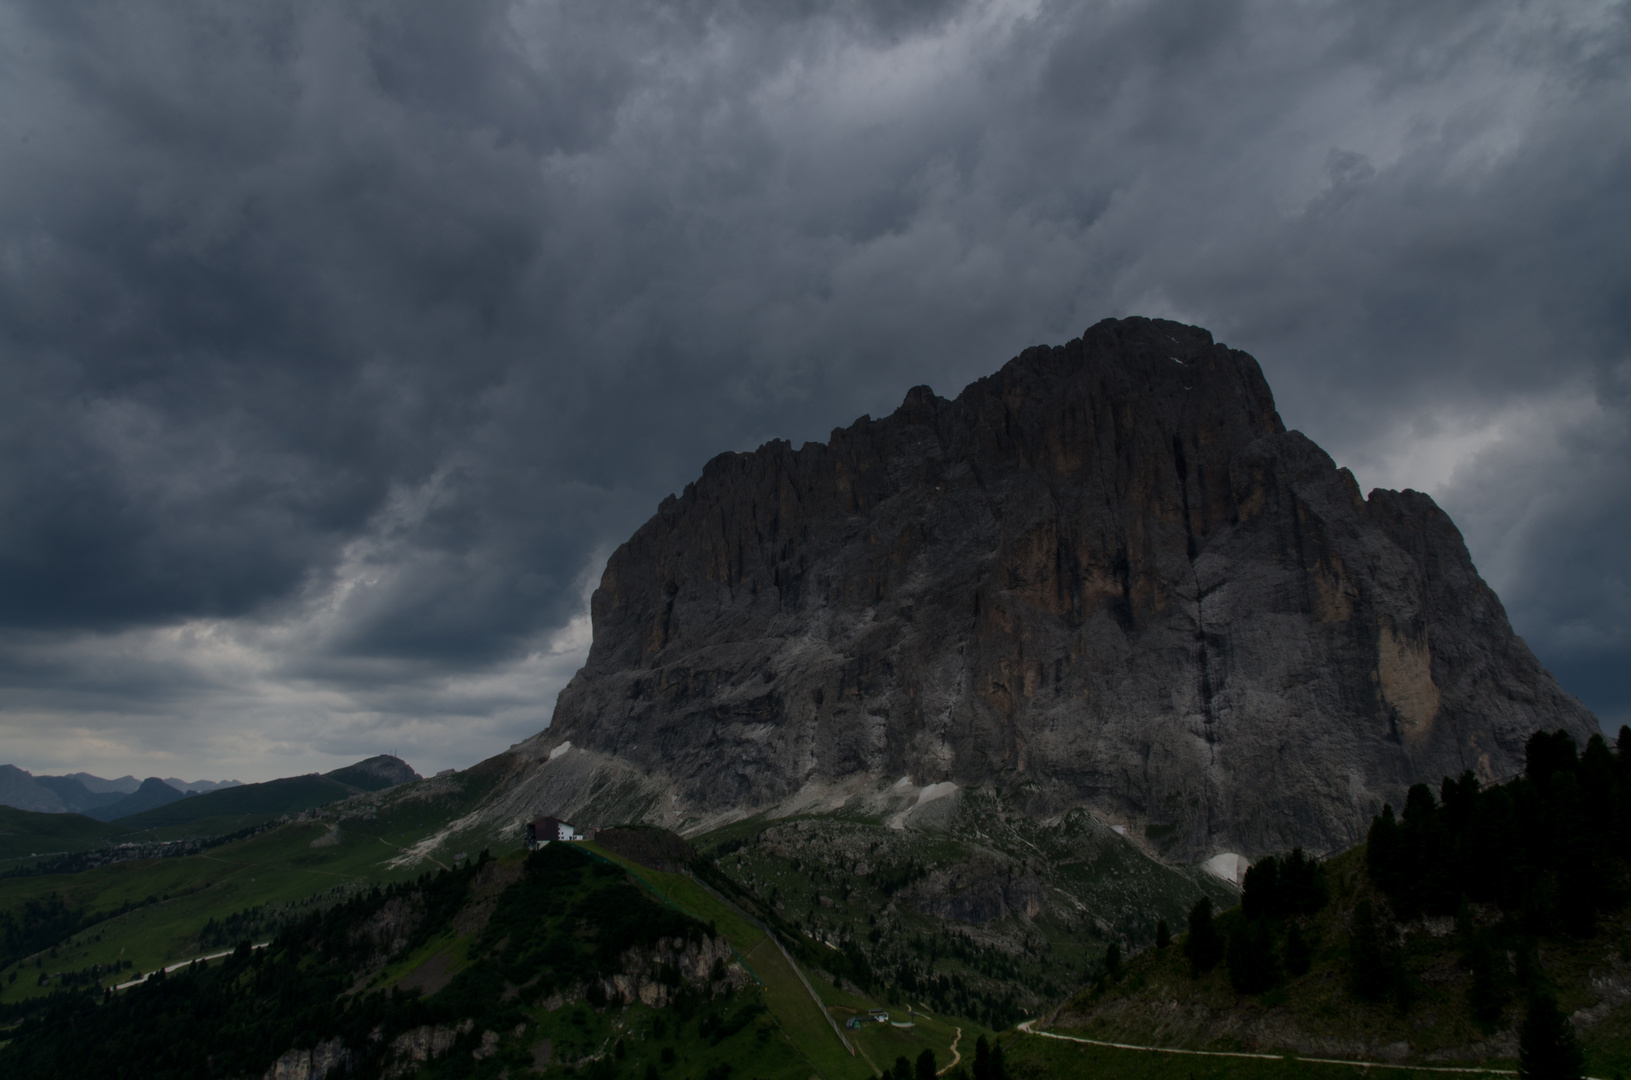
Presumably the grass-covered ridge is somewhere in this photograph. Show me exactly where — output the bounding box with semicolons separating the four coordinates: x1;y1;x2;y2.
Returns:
0;767;509;1014
110;774;365;832
0;843;814;1079
0;806;131;865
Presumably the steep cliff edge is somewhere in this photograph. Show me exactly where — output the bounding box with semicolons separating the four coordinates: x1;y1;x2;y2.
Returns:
540;317;1596;859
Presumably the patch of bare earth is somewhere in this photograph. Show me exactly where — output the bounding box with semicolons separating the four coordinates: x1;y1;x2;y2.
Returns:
453;858;525;936
397;950;460;996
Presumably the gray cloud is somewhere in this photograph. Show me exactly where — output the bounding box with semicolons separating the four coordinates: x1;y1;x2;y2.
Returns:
0;0;1626;778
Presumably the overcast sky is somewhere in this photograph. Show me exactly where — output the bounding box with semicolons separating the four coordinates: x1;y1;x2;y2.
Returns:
1;0;1626;783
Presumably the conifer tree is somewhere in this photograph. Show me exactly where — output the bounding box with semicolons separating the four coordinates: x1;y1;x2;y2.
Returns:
915;1048;937;1080
971;1036;1006;1080
1184;897;1223;975
1242;856;1279;920
1396;783;1441;916
1527;730;1579;789
1226;918;1278;994
1281;848;1328;915
1465;940;1508;1033
1284;922;1312;977
1518;994;1584;1080
1349;898;1394;1002
1367;804;1401;894
1155;918;1171;950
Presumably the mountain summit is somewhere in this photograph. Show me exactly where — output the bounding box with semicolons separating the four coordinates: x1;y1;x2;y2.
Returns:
534;317;1595;858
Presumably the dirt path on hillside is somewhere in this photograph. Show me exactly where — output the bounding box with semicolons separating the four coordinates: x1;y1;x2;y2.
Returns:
113;942;268;990
1014;1020;1563;1077
937;1026;962;1075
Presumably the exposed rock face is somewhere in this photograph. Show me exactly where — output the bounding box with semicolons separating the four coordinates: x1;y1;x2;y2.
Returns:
387;1020;475;1076
909;855;1046;924
347;894;425;967
263;1037;353;1080
545;317;1597;859
596;933;747;1008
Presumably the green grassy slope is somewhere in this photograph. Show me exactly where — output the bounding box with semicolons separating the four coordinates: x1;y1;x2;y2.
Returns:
0;807;130;864
584;840;876;1080
0;845;828;1080
0;820;422;998
0;771;513;1004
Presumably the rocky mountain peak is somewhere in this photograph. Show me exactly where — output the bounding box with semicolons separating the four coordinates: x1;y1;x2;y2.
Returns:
325;755;421;792
541;317;1596;859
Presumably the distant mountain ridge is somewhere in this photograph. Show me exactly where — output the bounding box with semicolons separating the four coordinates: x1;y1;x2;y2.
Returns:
0;767;243;816
111;757;422;832
84;777;188;822
30;775;127;814
0;757;413;823
62;772;141;795
162;777;242;794
0;765;70;814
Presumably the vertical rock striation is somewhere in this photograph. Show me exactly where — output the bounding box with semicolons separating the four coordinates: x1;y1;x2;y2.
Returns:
546;317;1596;859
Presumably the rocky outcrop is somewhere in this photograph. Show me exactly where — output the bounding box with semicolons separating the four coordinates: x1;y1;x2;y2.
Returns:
909;855;1045;924
386;1020;475;1077
540;317;1597;859
595;934;746;1008
262;1037;353;1080
325;755;421;793
346;894;424;969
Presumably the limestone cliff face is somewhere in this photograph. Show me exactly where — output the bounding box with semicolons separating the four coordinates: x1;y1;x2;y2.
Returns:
548;317;1596;859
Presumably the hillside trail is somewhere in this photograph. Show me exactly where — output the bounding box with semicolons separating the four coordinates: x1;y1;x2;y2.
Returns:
1013;1020;1587;1078
936;1026;962;1075
112;942;268;990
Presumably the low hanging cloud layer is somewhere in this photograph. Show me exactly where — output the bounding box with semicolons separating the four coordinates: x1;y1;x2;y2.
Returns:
1;0;1626;780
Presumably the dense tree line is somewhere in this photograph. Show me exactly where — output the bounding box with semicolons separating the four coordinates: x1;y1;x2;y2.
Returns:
1184;727;1619;1076
195;905;286;953
1367;727;1631;934
1180;727;1631;1013
1350;728;1631;1075
1177;850;1328;994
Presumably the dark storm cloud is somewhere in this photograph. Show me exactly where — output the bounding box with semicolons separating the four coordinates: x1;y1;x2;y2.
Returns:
0;0;1626;777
